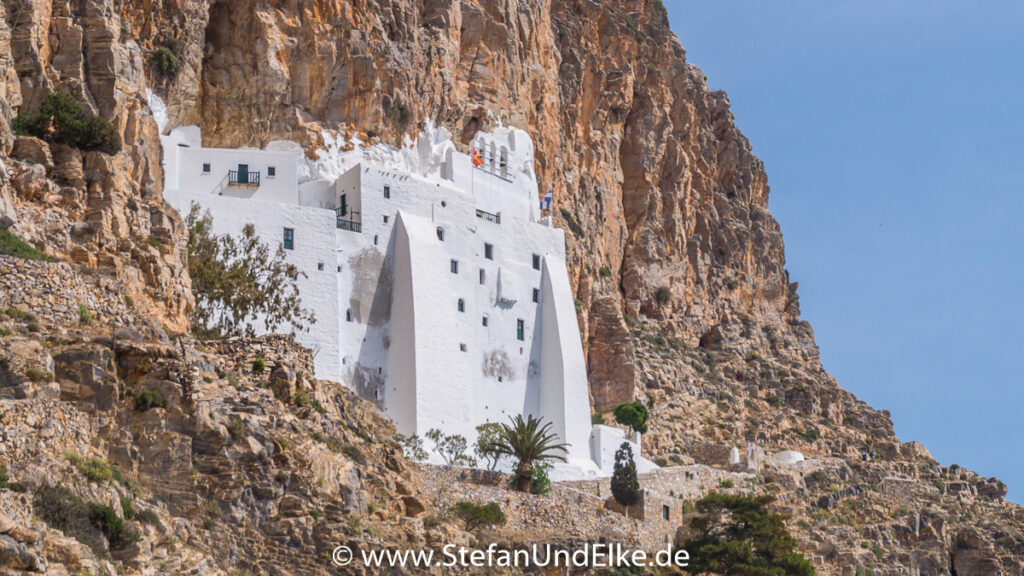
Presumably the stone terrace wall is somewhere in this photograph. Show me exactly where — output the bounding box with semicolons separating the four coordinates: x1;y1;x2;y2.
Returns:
205;334;316;378
417;464;734;550
0;255;134;327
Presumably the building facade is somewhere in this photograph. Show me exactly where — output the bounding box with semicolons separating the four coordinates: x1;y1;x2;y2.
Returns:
160;119;649;478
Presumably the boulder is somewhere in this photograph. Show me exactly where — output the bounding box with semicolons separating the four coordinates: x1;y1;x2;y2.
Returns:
53;344;120;410
10;136;52;170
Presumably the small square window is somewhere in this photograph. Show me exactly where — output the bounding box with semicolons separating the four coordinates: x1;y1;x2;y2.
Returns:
202;163;211;173
283;228;294;250
450;260;459;274
662;505;670;521
532;288;539;303
459;343;467;352
267;166;276;177
532;254;541;270
383;215;389;224
337;265;342;272
384;185;391;198
482;316;488;327
317;262;324;271
484;243;493;260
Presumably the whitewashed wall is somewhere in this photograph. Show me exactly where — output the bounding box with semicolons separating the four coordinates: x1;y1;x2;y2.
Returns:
164;188;341;382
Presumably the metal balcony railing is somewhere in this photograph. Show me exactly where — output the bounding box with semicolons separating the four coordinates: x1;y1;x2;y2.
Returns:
228;170;260;186
475;209;501;224
337;218;362;232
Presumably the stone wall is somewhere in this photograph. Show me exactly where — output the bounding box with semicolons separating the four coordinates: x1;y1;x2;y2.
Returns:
419;463;757;551
0;256;134;328
205;334;316;379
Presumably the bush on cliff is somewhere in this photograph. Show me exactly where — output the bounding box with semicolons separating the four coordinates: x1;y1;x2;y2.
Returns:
186;204;316;339
681;493;816;576
454;501;506;532
13;88;121;155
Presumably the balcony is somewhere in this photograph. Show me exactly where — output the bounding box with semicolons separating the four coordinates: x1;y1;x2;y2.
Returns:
475;209;501;224
335;206;361;232
337;219;362;233
228;169;260;187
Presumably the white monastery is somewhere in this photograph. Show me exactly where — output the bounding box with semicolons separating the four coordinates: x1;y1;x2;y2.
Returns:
155;96;653;478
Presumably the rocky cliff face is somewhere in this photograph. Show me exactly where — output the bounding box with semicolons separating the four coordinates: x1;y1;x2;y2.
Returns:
118;0;801;405
2;0;1023;575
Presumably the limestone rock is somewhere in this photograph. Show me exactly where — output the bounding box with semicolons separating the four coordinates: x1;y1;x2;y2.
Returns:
10;136;52;170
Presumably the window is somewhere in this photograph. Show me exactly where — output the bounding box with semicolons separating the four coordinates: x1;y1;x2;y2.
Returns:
437;227;445;241
457;298;465;313
450;260;459;274
317;262;324;271
383;215;389;224
346;309;352;322
484;243;493;260
662;505;670;521
532;288;539;303
339;194;348;216
482;316;488;327
532;254;541;270
267;166;276;177
459;343;467;352
384;185;391;198
202;163;211;174
516;319;524;341
337;265;342;272
283;228;294;250
479;269;486;284
374;235;378;246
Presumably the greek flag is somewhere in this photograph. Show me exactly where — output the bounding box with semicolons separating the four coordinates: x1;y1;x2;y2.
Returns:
540;189;553;210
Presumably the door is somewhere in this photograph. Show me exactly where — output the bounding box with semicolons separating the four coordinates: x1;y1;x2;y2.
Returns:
237;164;249;184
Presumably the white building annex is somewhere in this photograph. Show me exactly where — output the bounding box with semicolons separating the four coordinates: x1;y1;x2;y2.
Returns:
156;98;653;478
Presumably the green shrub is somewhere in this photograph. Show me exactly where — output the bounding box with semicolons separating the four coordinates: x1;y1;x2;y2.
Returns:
135;509;161;527
67;454;114;484
612;402;650;435
149;47;182;78
25;368;54;383
682;493;814;576
718;478;735;489
252;358;266;373
530;463;551;495
652;0;668;17
0;463;8;489
0;230;54;262
591;412;605;425
293;389;311;407
120;496;137;520
78;303;93;325
558;208;585;238
227;417;245;440
88;503;139;548
33;484;104;556
599;266;612;278
454;501;506;531
132;389;166;411
15;89;121;154
341;444;366;466
655;286;671;306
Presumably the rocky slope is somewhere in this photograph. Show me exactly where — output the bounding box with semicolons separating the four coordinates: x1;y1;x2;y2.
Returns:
1;0;1022;575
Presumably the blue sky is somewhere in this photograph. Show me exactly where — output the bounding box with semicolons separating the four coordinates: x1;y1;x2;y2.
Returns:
668;2;1024;503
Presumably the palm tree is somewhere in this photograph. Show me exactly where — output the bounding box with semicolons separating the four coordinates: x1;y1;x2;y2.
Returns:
494;414;568;492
